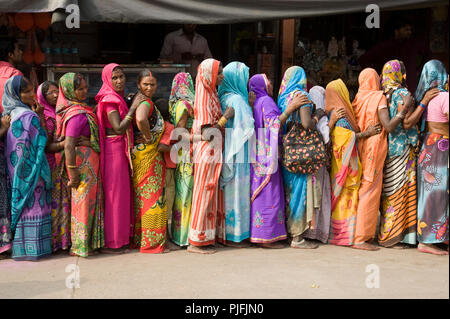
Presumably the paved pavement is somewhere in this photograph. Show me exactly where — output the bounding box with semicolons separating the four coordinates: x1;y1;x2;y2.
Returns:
0;243;448;299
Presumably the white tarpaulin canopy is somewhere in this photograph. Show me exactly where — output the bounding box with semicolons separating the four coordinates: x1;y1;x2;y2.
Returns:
0;0;446;23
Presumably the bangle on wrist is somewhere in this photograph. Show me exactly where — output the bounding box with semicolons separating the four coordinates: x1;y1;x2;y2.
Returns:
67;165;78;169
125;115;133;121
419;103;426;110
218;116;228;128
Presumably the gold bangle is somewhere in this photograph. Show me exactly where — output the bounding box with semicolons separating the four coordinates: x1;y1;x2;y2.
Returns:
67;165;78;169
125;115;133;121
218;116;228;128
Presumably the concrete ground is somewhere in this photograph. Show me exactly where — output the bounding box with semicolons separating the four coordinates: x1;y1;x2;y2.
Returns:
0;243;448;299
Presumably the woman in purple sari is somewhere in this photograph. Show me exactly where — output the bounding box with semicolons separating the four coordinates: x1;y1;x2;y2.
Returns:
248;74;307;248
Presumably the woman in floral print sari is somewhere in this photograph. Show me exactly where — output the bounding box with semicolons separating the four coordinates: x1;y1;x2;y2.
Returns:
56;72;104;257
131;69;168;253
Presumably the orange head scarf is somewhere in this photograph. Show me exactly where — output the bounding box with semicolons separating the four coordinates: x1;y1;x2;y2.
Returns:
325;79;359;132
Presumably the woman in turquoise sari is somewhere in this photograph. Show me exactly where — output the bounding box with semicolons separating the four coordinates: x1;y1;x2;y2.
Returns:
218;61;255;246
2;75;52;261
277;66;321;249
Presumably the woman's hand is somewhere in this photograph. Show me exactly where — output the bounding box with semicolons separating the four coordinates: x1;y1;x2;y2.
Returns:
134;135;148;145
157;143;171;152
223;106;235;120
1;115;11;129
365;123;382;137
248;91;256;108
286;93;310;114
330;108;346;123
399;91;414;113
421;87;440;106
32;101;44;118
76;136;91;147
67;170;80;188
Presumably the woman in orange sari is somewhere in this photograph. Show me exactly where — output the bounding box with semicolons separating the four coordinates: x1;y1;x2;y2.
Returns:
188;58;234;254
326;79;381;246
352;68;387;251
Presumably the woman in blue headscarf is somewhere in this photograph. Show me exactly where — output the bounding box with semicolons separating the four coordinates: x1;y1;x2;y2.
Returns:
218;61;255;246
415;59;449;256
277;66;327;249
2;75;52;261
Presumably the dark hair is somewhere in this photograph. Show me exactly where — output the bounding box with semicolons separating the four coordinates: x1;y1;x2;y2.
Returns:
112;66;123;73
391;16;412;34
154;98;170;121
73;73;85;90
0;37;17;61
137;69;156;85
19;77;31;93
41;80;58;96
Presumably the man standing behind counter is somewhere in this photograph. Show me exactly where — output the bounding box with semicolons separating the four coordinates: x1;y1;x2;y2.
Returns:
159;24;212;78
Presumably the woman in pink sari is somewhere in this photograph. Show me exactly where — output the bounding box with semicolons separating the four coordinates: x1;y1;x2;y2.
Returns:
95;63;137;253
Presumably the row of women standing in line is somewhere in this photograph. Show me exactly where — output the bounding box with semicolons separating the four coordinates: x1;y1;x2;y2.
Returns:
0;58;448;261
183;58;449;256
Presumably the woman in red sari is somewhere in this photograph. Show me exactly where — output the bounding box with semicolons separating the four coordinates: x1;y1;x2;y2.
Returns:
95;63;137;253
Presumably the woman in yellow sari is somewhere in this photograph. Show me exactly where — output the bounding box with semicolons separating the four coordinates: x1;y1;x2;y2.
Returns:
131;70;167;253
326;79;381;246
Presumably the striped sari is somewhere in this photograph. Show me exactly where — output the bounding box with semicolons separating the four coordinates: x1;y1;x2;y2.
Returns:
189;59;225;246
326;79;362;246
132;100;167;253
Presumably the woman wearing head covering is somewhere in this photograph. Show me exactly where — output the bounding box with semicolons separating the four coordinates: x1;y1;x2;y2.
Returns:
56;72;103;257
277;66;326;249
95;63;137;253
377;59;434;248
248;73;304;248
2;75;52;260
351;68;387;251
37;81;72;253
169;72;195;247
305;85;332;244
130;69;168;253
415;60;449;255
0;96;11;258
188;58;234;254
218;61;255;247
326;79;380;246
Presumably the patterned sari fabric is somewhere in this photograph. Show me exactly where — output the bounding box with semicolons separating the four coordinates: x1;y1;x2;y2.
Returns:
248;74;287;243
131;101;167;253
325;79;362;246
169;73;195;246
218;62;255;243
352;68;388;244
0;131;11;253
417;134;449;244
37;82;71;252
3;76;52;260
56;73;104;257
277;66;314;238
189;58;225;246
416;60;449;245
378;60;418;247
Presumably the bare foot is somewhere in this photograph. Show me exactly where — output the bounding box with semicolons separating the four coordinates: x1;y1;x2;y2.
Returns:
291;239;319;249
352;242;380;251
418;243;449;256
100;247;127;254
187;245;216;254
165;240;181;251
225;241;250;248
259;242;285;249
0;253;10;260
390;243;411;249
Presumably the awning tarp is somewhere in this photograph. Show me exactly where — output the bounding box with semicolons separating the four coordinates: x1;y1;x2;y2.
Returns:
79;0;446;24
0;0;77;13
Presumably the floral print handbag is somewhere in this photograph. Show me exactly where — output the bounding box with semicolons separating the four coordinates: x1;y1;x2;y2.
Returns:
282;119;328;175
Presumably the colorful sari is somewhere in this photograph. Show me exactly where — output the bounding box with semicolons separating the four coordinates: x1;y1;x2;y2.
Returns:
189;58;225;246
169;72;195;247
3;75;52;260
95;63;134;249
218;62;254;243
416;60;448;244
0;119;11;253
277;66;314;239
37;82;71;252
378;60;418;247
248;74;287;243
56;73;104;257
303;85;332;243
352;68;388;244
325;79;362;246
131;98;167;253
